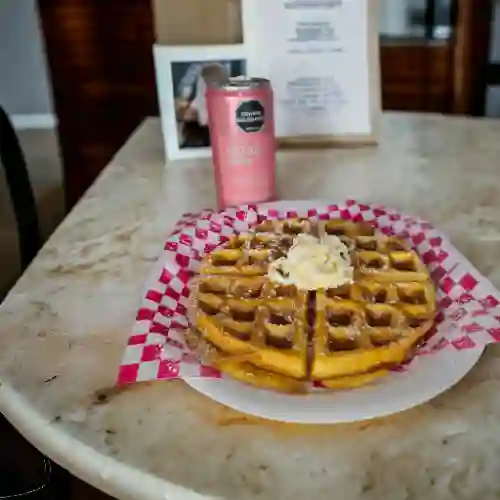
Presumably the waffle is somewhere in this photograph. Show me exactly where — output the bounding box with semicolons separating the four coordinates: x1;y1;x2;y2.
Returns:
194;276;309;379
313;281;435;380
199;233;294;276
190;218;436;393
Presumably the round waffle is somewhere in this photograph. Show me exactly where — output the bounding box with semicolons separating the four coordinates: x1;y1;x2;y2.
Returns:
190;218;437;393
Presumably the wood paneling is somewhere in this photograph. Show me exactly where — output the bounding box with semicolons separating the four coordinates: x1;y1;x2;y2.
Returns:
38;0;158;208
452;0;494;115
381;44;453;112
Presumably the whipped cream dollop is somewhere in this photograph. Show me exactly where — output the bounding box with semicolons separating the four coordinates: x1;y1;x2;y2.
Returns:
267;234;354;291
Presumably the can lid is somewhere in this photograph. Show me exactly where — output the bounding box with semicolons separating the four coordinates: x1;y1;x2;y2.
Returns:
210;76;271;91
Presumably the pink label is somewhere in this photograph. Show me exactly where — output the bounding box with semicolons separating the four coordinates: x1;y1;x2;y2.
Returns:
218;144;275;206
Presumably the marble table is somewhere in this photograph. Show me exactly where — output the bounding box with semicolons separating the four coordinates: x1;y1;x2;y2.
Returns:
2;114;500;500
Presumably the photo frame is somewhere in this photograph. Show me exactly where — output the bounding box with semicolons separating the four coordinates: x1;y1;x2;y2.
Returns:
153;44;247;161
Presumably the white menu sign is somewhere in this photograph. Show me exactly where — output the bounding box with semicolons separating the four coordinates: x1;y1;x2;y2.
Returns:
242;0;375;140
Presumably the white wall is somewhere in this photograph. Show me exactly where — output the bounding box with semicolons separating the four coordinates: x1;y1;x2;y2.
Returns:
379;0;411;36
379;0;427;37
0;1;53;118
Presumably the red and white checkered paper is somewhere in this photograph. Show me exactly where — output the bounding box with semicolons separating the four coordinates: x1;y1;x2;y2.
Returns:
117;200;500;385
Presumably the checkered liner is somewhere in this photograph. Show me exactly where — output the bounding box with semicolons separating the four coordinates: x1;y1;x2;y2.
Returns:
117;200;500;385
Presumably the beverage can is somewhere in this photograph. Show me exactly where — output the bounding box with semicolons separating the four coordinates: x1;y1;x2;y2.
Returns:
206;77;277;209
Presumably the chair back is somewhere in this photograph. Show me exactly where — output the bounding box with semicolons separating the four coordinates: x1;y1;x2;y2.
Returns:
0;107;41;272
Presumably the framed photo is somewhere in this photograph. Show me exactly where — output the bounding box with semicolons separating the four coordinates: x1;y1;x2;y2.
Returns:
154;44;247;161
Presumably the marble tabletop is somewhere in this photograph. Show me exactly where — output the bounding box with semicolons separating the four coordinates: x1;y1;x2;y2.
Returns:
2;114;500;500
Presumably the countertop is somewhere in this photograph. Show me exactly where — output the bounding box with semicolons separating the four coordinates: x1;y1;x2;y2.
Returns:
2;114;500;500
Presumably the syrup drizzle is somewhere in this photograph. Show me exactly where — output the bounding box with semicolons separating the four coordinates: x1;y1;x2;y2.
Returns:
305;291;317;378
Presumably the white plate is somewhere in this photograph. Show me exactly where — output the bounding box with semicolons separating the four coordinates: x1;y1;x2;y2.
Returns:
183;200;484;423
184;347;483;424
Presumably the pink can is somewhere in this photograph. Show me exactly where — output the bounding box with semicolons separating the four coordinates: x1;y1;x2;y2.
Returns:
206;77;276;209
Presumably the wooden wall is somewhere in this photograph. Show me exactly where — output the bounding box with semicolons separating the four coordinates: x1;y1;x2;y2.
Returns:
381;44;453;112
38;0;158;206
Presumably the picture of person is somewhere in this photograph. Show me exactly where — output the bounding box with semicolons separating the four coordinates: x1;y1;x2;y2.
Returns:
171;59;246;149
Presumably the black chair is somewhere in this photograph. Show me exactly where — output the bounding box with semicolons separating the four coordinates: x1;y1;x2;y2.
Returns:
0;109;52;497
0;106;41;270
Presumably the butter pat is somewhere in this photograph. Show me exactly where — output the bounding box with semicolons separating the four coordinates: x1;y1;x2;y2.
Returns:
268;234;354;291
